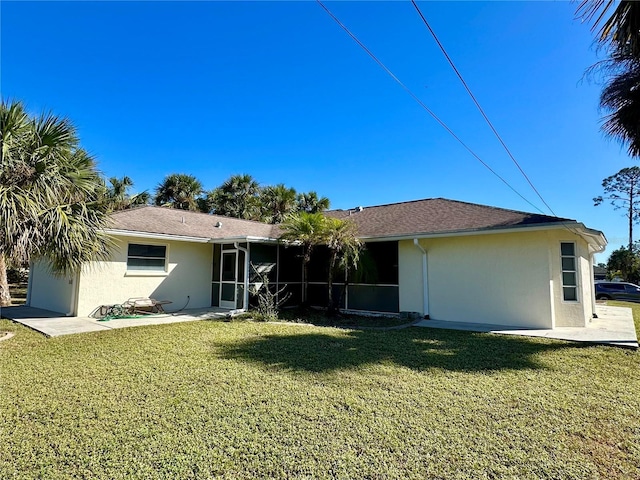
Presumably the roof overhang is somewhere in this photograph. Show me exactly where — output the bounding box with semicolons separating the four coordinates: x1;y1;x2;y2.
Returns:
357;221;608;251
106;229;211;243
107;221;608;253
576;224;608;254
208;236;280;244
106;229;279;244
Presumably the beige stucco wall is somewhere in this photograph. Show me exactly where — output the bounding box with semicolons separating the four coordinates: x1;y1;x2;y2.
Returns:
550;234;594;327
75;236;213;317
29;262;76;315
397;229;595;329
398;241;424;314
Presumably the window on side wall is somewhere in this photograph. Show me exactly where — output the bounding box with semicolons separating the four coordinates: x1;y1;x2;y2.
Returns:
127;243;167;272
560;242;578;302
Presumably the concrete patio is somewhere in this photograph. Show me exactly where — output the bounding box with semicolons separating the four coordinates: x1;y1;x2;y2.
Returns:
0;305;234;337
415;304;638;349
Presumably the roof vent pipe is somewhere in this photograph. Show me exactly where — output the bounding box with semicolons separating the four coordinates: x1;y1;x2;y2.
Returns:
215;221;222;228
181;216;185;223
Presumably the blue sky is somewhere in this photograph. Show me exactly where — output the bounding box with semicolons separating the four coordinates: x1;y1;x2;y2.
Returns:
1;1;635;261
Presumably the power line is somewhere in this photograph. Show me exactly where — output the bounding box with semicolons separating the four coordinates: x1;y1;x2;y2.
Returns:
315;0;545;214
410;0;558;217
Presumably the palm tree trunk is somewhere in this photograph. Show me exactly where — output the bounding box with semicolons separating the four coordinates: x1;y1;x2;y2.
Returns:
303;261;308;305
302;244;313;307
327;251;337;316
338;266;349;313
0;255;12;306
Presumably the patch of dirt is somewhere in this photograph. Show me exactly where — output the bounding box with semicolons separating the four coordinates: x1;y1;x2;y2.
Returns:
0;331;15;342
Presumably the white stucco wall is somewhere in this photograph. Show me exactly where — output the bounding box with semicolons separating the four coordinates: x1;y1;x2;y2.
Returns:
75;236;213;317
397;230;595;329
28;261;76;315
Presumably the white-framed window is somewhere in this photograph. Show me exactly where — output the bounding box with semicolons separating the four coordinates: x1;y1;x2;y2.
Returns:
560;242;578;302
127;243;167;271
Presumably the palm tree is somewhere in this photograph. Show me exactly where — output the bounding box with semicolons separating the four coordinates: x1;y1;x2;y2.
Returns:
297;191;330;213
324;218;362;315
130;190;151;207
154;173;203;211
578;2;640;156
279;212;329;304
109;176;133;205
600;62;640;157
577;1;640;57
103;176;149;211
260;184;298;224
0;99;111;306
208;174;261;219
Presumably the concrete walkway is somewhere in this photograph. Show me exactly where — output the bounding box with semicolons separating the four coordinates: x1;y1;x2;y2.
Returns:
2;305;638;348
414;305;638;349
0;306;232;337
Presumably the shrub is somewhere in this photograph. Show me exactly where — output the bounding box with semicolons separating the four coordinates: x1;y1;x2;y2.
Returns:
248;263;290;321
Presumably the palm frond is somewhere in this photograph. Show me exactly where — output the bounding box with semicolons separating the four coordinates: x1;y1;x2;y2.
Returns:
0;99;113;275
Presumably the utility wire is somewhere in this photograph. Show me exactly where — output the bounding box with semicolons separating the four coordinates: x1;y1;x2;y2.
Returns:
315;0;545;215
317;1;593;244
410;0;558;217
410;2;592;240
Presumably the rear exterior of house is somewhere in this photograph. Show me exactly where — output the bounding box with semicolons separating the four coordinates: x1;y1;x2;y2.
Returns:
397;231;596;328
27;199;606;329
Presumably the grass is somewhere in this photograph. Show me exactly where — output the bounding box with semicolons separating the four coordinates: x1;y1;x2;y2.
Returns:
277;307;412;328
0;306;639;478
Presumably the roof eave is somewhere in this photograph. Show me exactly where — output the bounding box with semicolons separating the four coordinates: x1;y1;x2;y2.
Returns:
574;223;607;254
355;221;606;244
208;236;280;244
105;229;211;243
106;229;280;244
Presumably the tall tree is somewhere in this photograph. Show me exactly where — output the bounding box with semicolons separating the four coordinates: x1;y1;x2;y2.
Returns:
260;184;298;224
0;99;111;306
324;217;362;315
594;166;640;250
279;212;329;304
208;174;261;219
154;173;203;211
297;191;330;213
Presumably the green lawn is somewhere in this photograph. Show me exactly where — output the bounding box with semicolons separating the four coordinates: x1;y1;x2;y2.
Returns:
1;306;639;479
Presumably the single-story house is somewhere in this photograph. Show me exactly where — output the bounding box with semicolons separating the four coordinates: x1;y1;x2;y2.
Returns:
593;265;607;281
26;198;606;329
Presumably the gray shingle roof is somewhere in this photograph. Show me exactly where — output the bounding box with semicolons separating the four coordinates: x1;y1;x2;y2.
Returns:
109;206;279;240
326;198;572;239
108;199;573;241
